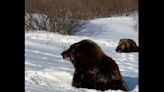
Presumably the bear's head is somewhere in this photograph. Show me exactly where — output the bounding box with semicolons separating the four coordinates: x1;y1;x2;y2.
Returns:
61;39;104;68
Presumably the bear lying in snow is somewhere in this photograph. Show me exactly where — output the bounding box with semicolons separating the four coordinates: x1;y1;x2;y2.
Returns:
116;38;138;53
61;39;128;91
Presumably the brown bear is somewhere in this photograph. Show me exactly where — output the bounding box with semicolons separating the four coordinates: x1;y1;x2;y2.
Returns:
116;38;138;53
61;39;128;91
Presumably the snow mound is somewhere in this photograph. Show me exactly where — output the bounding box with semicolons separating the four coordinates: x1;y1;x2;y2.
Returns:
25;15;138;92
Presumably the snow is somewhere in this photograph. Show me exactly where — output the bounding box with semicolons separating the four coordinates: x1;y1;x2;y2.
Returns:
25;15;138;92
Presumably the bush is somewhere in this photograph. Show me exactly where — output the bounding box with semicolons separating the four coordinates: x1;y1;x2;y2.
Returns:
25;0;138;34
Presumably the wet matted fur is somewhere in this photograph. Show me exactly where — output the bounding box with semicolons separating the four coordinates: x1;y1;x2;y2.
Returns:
61;39;128;91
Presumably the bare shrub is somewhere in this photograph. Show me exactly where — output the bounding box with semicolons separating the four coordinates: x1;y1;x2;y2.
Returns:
25;0;138;34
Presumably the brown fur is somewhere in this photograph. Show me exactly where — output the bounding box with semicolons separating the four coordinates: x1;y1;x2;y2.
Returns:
61;39;128;91
116;38;138;53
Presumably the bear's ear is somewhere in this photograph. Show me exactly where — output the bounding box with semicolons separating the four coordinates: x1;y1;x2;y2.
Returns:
120;39;123;42
79;40;88;46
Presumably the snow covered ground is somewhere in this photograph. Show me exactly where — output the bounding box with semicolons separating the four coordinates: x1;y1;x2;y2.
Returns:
25;16;138;92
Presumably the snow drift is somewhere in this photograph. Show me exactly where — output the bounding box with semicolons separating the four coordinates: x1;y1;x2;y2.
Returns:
25;15;138;92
